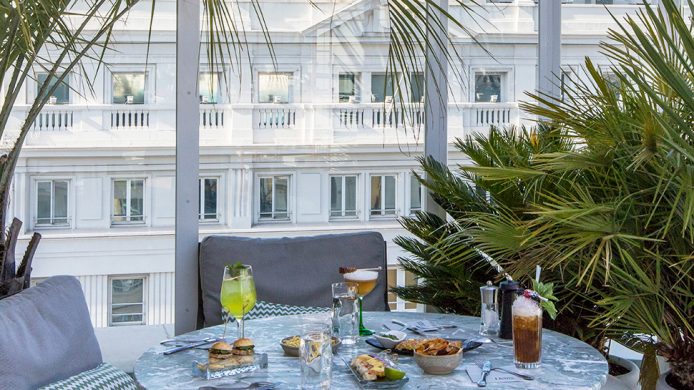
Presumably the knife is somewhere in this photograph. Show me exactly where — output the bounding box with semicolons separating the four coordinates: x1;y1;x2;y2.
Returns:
163;336;221;355
477;360;492;387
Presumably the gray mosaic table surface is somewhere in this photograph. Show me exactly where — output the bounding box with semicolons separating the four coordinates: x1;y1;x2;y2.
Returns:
134;312;607;389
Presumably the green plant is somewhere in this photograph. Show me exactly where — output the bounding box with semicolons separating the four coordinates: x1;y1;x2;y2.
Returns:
519;1;694;388
395;1;693;388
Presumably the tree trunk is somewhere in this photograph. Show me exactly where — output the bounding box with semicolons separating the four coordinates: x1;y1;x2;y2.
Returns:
0;218;41;299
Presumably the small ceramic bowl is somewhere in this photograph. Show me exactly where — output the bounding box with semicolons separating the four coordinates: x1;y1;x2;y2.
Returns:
414;349;463;375
374;330;407;349
280;336;341;357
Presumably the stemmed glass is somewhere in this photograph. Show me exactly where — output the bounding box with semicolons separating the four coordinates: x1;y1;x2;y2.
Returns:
342;269;380;336
220;264;257;339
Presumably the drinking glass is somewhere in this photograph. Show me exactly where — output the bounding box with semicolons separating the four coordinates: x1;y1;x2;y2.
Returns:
300;325;332;389
220;264;257;339
331;282;358;345
512;295;543;368
342;269;379;336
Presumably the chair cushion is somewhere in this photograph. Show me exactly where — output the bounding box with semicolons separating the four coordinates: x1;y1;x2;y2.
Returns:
199;232;388;327
223;300;331;321
0;275;103;389
38;363;137;390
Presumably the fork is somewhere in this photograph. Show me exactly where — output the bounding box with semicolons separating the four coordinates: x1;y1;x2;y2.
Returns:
491;367;534;381
198;381;276;390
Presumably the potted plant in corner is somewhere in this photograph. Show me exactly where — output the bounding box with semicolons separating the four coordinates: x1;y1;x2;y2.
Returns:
392;1;692;389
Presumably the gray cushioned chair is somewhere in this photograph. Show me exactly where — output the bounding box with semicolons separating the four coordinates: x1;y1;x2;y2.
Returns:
0;275;136;390
199;232;389;327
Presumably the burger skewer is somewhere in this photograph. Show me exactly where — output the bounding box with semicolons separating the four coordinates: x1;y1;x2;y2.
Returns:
163;336;223;355
339;266;383;274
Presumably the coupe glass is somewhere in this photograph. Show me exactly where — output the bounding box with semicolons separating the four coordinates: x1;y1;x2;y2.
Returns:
220;264;257;339
342;269;379;336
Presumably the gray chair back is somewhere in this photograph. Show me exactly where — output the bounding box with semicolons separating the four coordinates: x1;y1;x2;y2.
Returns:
199;232;389;327
0;275;102;389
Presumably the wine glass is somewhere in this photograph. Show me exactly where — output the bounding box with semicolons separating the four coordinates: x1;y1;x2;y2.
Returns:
343;269;380;336
220;264;257;339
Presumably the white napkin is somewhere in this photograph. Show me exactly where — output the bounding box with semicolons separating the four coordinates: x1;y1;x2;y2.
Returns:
465;364;526;384
408;320;440;332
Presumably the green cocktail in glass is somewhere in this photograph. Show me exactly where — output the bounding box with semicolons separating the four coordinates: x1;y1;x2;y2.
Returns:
221;264;257;339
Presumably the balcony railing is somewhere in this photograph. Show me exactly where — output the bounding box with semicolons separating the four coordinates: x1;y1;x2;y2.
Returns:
13;102;521;144
108;107;151;129
31;107;75;131
253;105;298;129
200;106;226;129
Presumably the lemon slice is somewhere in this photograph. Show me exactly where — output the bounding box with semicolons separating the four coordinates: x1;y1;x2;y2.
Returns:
384;367;406;381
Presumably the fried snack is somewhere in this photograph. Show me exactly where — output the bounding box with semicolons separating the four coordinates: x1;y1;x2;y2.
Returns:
414;338;461;356
282;335;301;348
394;339;422;352
350;354;385;381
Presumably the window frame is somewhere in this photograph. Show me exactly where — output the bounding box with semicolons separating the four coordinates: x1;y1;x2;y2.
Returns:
408;173;424;215
255;70;298;104
34;178;71;228
387;266;423;312
329;174;359;220
198;176;220;222
337;72;361;103
369;173;398;218
256;174;292;222
469;67;513;104
370;72;396;103
198;71;223;104
111;177;147;225
27;68;73;105
108;275;147;326
105;65;156;105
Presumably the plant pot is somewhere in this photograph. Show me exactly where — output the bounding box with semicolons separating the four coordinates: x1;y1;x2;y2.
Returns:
656;370;689;390
608;356;640;390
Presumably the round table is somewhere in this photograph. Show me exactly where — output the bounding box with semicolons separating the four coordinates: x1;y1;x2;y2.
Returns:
135;312;607;389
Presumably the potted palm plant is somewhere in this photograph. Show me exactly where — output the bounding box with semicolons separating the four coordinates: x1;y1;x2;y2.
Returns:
393;1;693;389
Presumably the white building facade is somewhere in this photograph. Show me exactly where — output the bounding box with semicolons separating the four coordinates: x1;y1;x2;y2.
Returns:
4;0;675;328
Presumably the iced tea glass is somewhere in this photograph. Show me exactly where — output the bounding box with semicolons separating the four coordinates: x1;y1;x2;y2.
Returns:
512;295;543;368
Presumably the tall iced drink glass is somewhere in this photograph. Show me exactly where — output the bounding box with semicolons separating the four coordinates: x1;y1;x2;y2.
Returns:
512;295;542;368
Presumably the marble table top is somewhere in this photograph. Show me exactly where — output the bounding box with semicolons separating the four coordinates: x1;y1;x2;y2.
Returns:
134;312;607;389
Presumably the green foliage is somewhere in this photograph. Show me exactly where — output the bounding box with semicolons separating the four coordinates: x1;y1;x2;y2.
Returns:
394;1;693;387
531;280;558;320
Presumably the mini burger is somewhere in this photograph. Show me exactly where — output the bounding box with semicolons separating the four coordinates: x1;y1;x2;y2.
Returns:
208;341;234;363
232;338;255;356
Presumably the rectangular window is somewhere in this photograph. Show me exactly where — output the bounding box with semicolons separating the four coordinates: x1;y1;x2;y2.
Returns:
36;180;69;226
387;268;397;311
258;72;294;103
112;72;146;104
110;277;145;326
199;72;220;104
603;71;622;99
410;73;424;103
410;174;422;213
199;178;218;221
258;176;290;220
112;179;145;224
37;73;69;104
371;73;394;103
339;73;359;103
404;271;418;310
475;73;502;103
330;175;357;218
388;267;420;311
370;175;396;217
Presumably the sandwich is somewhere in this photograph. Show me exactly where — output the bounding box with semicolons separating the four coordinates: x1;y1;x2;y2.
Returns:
208;341;234;363
232;338;255;356
206;339;255;370
350;354;385;381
